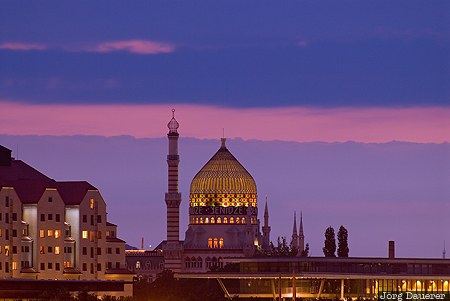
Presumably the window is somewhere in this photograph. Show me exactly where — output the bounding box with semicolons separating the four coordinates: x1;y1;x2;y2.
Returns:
217;217;222;223
48;214;53;221
55;263;60;271
47;246;53;253
116;248;120;254
55;230;61;238
219;238;224;248
40;230;45;238
40;214;45;222
213;238;219;248
5;229;9;240
236;217;240;224
90;247;94;258
107;262;112;269
83;263;87;271
107;247;112;254
12;213;17;221
48;262;53;269
97;231;102;239
5;213;9;224
90;263;94;274
205;217;209;223
48;197;53;202
47;230;53;237
82;231;88;239
90;231;95;242
56;214;60;222
97;215;102;223
82;247;87;255
40;263;45;270
97;263;101;271
242;217;246;224
97;247;101;255
90;198;95;209
116;262;120;269
82;215;87;223
208;238;213;248
12;229;17;237
64;261;72;268
12;262;17;270
12;246;17;254
210;217;215;224
5;246;9;256
0;212;2;221
136;261;141;269
230;217;234;224
106;231;110;237
64;246;72;253
40;246;45;254
5;196;9;207
0;246;2;253
55;246;60;255
90;215;94;225
110;231;115;237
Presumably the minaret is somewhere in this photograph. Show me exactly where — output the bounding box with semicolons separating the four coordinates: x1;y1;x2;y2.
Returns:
291;211;299;250
298;211;305;255
163;109;183;272
262;197;271;251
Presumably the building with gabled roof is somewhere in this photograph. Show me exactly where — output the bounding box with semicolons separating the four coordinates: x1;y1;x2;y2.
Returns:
0;144;133;297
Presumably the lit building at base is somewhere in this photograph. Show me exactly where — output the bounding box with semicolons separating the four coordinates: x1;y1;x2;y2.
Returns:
0;144;133;297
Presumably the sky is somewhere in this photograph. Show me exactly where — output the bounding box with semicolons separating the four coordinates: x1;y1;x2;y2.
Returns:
0;1;449;257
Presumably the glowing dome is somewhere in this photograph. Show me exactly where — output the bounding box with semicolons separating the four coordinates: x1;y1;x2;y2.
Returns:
189;138;257;208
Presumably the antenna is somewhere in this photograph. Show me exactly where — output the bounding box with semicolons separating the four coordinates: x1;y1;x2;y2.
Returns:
443;241;446;259
222;128;225;139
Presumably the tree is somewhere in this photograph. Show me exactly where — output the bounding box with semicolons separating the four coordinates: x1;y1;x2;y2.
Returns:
300;243;310;257
323;226;336;257
337;225;349;257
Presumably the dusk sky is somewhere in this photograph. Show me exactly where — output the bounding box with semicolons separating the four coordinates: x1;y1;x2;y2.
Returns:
1;1;449;257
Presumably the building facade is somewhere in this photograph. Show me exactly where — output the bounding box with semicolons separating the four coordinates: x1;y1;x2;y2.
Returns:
0;145;133;296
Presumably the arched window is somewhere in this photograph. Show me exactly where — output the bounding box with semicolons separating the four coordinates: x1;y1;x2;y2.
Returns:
212;257;218;268
146;261;151;270
135;261;141;270
217;217;222;224
236;217;240;224
200;217;203;224
230;217;234;224
191;217;195;224
213;238;219;248
241;217;246;224
223;217;228;224
185;257;190;269
205;217;209;224
218;257;224;268
195;217;199;224
208;238;213;248
191;256;196;268
197;257;203;268
219;238;224;248
206;257;212;268
210;217;215;224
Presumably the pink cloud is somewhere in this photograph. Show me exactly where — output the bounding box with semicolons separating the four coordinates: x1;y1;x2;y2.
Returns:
89;40;175;55
0;42;47;51
0;101;449;143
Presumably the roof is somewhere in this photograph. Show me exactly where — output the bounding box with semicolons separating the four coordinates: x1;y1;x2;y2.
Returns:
107;237;127;243
189;139;257;207
56;181;97;205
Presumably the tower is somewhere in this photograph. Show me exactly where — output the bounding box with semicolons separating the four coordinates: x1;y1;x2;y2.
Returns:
262;197;271;252
298;211;305;255
163;109;183;272
291;211;299;250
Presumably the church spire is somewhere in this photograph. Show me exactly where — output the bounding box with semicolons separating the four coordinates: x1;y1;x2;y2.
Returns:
291;211;299;250
298;211;305;255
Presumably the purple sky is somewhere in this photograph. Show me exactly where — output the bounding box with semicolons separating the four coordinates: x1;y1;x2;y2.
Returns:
1;1;449;258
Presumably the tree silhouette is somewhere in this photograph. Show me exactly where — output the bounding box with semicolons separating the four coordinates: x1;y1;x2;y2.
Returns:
323;226;336;257
300;243;310;257
337;225;349;257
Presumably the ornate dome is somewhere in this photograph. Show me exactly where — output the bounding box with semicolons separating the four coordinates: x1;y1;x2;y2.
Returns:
189;138;257;208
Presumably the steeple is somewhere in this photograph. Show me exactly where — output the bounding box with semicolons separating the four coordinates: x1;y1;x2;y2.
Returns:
291;211;299;250
298;211;305;255
262;196;271;252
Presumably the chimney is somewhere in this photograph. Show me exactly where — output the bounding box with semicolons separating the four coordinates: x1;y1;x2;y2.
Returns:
388;241;395;258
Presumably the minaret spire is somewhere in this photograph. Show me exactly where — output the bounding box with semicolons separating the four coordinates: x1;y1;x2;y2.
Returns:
291;211;299;250
163;109;183;272
262;196;271;252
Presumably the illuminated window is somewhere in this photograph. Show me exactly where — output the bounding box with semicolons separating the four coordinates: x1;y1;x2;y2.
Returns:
219;238;224;248
242;217;246;224
191;217;195;224
82;231;88;239
0;246;2;253
39;230;45;238
213;238;218;248
205;217;209;224
195;218;199;224
54;230;61;238
90;198;95;209
208;238;212;248
236;217;240;224
210;217;215;224
55;246;60;255
39;246;45;254
217;217;221;223
5;246;9;256
200;217;203;224
97;231;102;239
47;230;53;237
90;231;95;242
0;229;2;237
64;261;72;268
136;261;141;269
230;217;234;224
12;262;17;270
223;217;228;224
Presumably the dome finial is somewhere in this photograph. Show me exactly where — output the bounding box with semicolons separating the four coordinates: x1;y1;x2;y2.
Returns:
167;109;179;134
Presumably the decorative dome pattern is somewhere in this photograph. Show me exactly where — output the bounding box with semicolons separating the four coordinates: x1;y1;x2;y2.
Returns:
189;139;257;207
